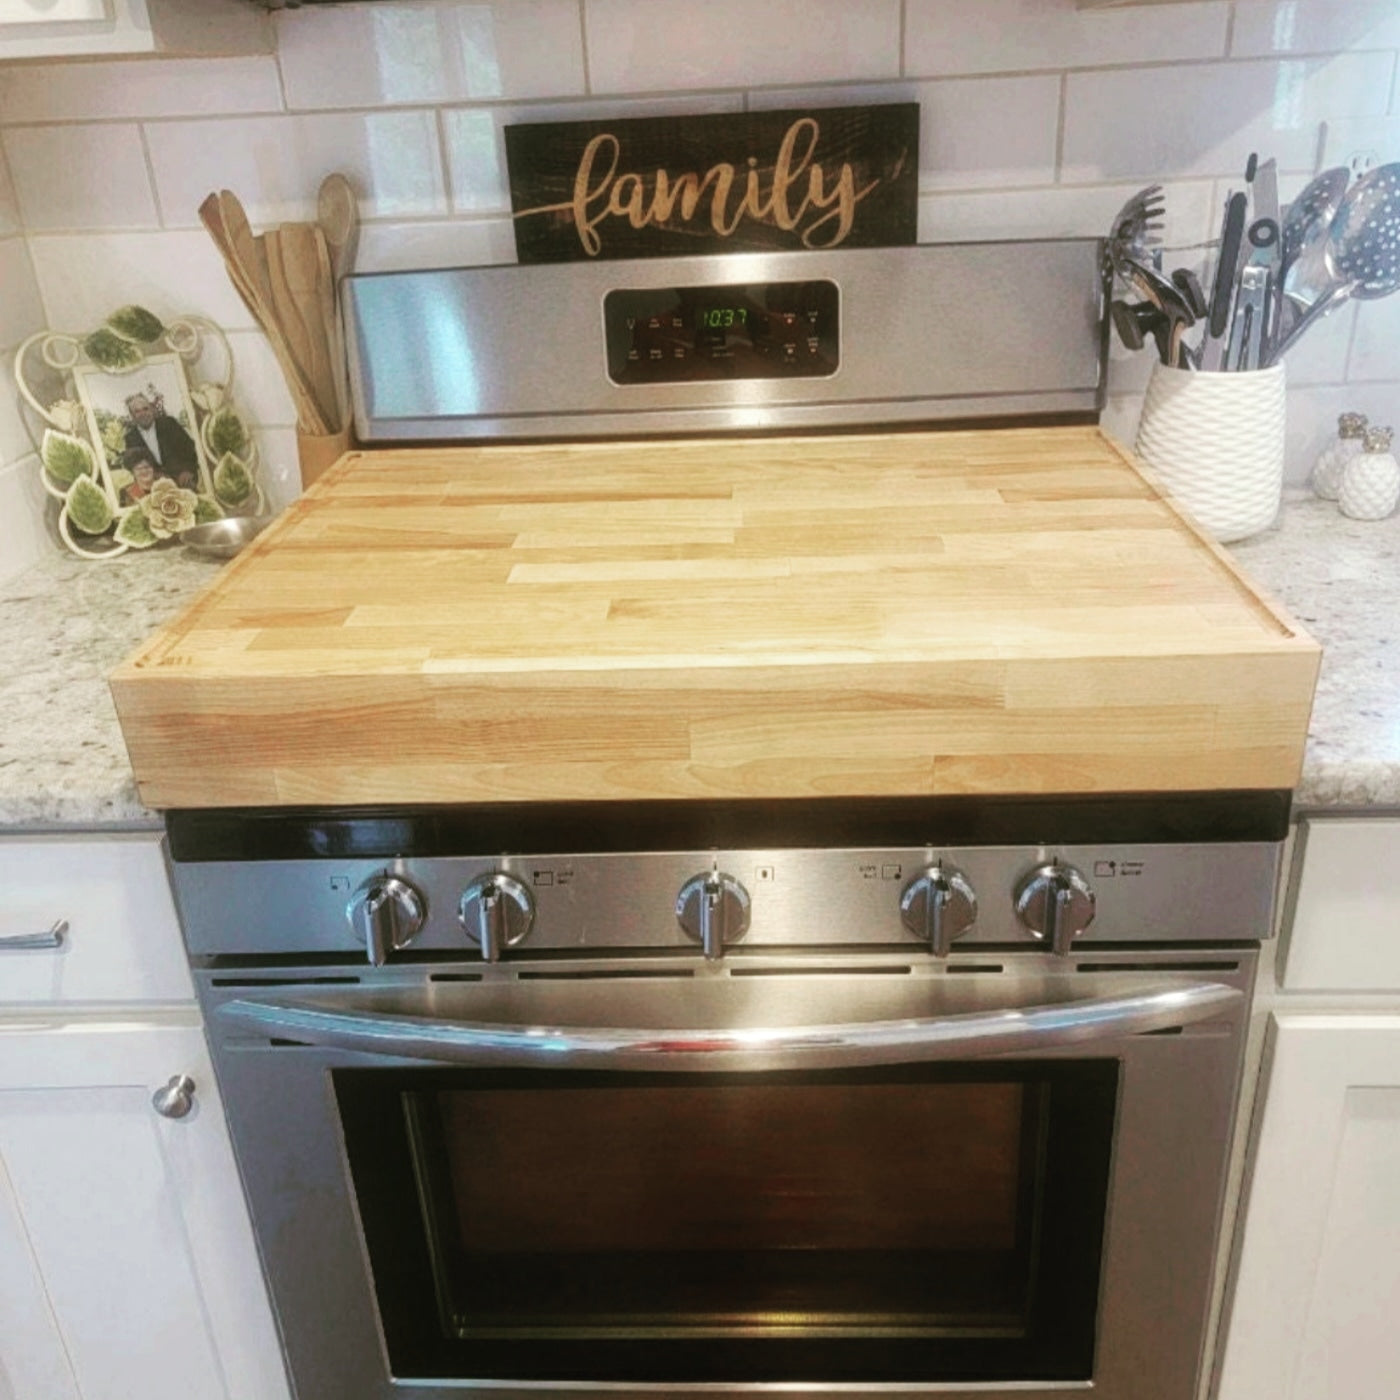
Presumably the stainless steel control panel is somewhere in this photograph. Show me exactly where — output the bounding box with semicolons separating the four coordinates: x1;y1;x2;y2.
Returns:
174;841;1279;962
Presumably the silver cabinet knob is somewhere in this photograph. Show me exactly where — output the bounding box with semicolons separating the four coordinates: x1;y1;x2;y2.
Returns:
459;873;534;962
152;1074;196;1120
900;864;977;956
1014;861;1096;956
676;872;751;961
347;874;426;966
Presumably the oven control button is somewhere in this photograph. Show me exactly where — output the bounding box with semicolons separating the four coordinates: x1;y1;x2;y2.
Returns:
676;873;751;961
900;864;977;956
459;873;535;963
1014;862;1096;956
348;874;426;967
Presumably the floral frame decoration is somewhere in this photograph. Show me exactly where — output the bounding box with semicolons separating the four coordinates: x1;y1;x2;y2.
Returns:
14;307;264;559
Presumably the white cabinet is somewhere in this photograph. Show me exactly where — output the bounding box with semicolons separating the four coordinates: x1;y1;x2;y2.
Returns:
0;832;291;1400
1215;1015;1400;1400
0;0;268;61
0;1017;292;1400
0;833;192;1005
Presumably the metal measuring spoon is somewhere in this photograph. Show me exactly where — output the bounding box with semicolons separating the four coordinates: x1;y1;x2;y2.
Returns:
1269;163;1400;363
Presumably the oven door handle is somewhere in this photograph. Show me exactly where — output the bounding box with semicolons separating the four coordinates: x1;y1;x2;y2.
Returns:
218;981;1243;1069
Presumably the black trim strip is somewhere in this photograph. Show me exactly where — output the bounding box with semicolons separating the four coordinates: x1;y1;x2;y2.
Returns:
166;791;1291;863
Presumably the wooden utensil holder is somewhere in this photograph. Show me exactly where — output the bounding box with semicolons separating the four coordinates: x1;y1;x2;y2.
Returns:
297;426;354;489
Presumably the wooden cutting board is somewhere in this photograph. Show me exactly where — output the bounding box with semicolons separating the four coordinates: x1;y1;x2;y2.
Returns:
110;426;1320;809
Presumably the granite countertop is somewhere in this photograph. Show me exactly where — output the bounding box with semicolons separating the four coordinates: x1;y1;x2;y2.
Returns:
1232;492;1400;812
0;549;221;827
0;494;1395;829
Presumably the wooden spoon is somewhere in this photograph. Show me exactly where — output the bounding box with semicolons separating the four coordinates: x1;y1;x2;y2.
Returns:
265;228;334;434
276;223;339;433
316;174;359;283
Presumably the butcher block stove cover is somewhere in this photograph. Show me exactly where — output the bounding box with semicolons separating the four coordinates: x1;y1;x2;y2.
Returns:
110;426;1319;809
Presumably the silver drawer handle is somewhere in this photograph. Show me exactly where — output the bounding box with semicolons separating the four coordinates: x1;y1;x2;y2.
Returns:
0;920;68;951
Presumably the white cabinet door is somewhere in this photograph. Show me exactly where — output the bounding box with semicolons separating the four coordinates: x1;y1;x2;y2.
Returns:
1215;1014;1400;1400
0;1016;290;1400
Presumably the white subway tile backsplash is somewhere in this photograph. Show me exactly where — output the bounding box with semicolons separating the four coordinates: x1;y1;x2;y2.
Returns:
2;124;158;233
1320;114;1400;168
0;456;53;584
905;0;1228;77
0;58;283;125
1099;392;1146;453
0;351;33;470
1232;1;1400;58
145;111;447;228
26;231;257;333
1347;293;1400;382
1282;301;1357;386
224;330;298;429
0;239;44;352
1063;53;1395;182
753;78;1059;190
357;217;517;270
914;77;1060;190
585;0;901;94
918;180;1216;245
253;426;300;513
443;94;742;215
277;0;585;110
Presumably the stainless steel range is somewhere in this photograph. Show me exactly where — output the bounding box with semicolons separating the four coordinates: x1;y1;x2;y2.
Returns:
167;241;1287;1400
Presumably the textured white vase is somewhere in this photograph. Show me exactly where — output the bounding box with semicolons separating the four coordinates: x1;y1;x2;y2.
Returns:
1134;362;1287;543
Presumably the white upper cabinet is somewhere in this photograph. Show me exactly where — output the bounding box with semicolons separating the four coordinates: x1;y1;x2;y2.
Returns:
0;0;269;60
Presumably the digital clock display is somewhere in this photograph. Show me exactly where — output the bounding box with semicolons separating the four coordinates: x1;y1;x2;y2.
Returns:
697;306;748;329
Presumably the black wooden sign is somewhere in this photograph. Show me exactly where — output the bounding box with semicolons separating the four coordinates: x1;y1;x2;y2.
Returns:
504;104;918;263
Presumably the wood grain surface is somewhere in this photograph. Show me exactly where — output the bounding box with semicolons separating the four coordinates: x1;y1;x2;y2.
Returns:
109;427;1320;809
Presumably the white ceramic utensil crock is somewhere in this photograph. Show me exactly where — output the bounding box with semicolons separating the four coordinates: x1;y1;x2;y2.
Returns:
1134;361;1286;543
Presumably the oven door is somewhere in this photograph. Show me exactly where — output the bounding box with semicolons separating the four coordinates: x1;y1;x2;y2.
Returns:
202;950;1254;1400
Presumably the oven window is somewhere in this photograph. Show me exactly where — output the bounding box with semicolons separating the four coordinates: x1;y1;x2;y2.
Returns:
335;1063;1117;1385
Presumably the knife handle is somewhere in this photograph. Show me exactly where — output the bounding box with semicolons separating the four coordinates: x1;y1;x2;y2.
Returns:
1209;193;1248;341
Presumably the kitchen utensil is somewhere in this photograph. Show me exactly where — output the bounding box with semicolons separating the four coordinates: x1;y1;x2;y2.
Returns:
316;174;359;284
1269;162;1400;363
1244;159;1281;361
1116;253;1197;366
1199;191;1248;371
1111;298;1171;362
1171;268;1208;320
1228;265;1270;371
179;515;271;559
1276;166;1349;336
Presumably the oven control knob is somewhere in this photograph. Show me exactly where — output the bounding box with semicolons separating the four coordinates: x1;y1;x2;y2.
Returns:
676;873;751;961
900;863;977;956
1014;861;1096;956
348;874;426;967
459;873;535;963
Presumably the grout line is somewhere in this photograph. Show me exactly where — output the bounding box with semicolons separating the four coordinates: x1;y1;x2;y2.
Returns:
2;48;1399;133
1224;2;1237;60
272;13;293;115
577;0;592;96
899;0;907;80
1054;72;1068;184
433;106;455;216
137;122;166;230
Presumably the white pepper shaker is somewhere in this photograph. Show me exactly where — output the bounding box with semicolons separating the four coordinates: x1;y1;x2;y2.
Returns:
1313;411;1369;500
1338;426;1400;520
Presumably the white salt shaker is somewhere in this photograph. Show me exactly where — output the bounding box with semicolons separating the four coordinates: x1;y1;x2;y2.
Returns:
1313;411;1369;500
1338;426;1400;520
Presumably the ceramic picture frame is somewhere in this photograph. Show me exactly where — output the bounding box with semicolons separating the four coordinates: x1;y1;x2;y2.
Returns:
12;306;265;560
73;354;212;506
